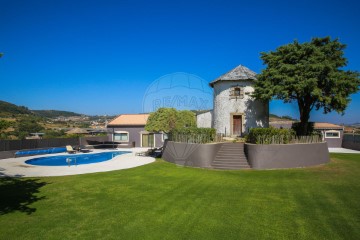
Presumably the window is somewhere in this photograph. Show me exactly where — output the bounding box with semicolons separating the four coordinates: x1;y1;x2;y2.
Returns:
230;87;244;99
162;133;168;142
325;131;340;138
113;131;129;142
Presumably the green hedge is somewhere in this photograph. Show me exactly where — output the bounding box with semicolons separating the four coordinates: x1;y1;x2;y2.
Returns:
168;127;216;144
246;128;295;144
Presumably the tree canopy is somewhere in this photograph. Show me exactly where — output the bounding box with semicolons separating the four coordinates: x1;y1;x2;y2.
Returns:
145;108;196;133
254;37;360;135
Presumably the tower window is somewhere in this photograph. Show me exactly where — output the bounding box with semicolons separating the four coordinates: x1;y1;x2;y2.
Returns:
230;87;244;99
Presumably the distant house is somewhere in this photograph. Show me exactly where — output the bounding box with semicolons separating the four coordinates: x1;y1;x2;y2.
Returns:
107;114;163;148
314;122;344;148
269;121;344;148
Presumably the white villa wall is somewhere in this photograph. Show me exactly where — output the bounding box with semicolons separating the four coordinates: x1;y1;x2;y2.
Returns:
196;111;213;128
213;81;269;135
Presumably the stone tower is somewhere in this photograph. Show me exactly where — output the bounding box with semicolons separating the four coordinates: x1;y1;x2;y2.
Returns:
209;65;269;136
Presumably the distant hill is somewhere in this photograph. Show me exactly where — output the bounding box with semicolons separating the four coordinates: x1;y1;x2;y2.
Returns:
0;100;33;116
270;114;297;122
32;110;83;118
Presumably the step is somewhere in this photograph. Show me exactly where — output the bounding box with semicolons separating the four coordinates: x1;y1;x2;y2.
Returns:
215;155;246;159
214;159;248;162
217;150;244;153
212;164;250;168
216;153;246;157
212;160;249;165
212;166;251;170
214;156;247;160
214;160;248;164
218;147;244;150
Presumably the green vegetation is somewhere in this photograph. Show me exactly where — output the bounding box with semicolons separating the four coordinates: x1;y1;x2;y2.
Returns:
42;129;66;139
246;127;322;144
14;116;44;139
0;119;12;139
269;113;296;121
254;37;360;135
0;119;11;132
169;127;216;143
32;110;82;118
0;100;32;117
0;154;359;239
246;127;294;144
145;108;196;133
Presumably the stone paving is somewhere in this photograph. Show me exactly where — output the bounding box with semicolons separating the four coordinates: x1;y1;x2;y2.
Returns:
328;148;360;154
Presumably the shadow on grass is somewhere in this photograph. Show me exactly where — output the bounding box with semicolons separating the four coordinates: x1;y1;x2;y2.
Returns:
0;176;47;215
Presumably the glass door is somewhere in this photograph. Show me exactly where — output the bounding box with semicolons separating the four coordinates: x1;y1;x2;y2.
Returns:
142;133;154;147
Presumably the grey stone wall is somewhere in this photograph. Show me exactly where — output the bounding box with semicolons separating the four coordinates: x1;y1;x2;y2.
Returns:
162;141;223;168
245;142;329;169
163;141;330;170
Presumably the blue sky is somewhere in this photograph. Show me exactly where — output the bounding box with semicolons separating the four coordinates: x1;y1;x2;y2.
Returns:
1;0;359;124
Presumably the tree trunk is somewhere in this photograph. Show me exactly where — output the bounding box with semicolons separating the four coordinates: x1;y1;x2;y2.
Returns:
298;99;311;136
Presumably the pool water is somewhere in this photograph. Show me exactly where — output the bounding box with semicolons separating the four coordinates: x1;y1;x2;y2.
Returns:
25;151;131;166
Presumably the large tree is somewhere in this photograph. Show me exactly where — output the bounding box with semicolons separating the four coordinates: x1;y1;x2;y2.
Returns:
254;37;360;135
145;108;196;133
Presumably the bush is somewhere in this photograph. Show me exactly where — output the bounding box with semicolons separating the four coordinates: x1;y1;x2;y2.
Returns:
168;127;216;144
246;127;295;144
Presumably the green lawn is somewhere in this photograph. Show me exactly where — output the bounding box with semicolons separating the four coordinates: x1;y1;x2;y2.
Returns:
0;153;359;239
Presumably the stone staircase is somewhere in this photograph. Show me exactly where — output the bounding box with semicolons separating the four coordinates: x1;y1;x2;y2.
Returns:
211;143;251;170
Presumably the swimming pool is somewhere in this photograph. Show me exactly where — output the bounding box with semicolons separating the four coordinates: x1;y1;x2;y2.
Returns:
15;147;67;157
25;151;131;166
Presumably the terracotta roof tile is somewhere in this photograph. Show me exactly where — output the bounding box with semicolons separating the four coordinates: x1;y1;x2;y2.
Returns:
108;114;149;126
314;122;343;129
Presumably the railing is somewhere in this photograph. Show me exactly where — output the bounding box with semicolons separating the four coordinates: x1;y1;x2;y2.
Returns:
66;157;77;167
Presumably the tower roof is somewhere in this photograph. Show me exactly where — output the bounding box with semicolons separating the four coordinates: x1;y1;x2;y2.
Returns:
209;65;257;87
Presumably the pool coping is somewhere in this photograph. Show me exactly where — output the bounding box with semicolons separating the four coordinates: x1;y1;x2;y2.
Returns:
0;148;155;178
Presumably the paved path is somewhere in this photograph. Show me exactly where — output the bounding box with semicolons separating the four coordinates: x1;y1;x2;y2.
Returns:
0;148;155;178
328;148;360;154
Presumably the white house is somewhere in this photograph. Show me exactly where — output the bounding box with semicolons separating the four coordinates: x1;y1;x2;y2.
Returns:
197;65;269;136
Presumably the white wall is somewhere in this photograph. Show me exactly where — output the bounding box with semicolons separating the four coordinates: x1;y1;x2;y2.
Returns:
196;111;213;128
213;80;269;135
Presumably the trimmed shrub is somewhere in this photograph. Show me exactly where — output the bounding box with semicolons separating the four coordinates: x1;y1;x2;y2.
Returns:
168;127;216;144
246;128;295;144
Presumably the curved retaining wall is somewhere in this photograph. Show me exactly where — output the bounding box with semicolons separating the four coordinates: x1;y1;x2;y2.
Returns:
245;142;329;169
162;141;223;168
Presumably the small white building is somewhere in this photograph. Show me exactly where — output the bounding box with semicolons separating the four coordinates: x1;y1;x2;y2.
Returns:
197;65;269;136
